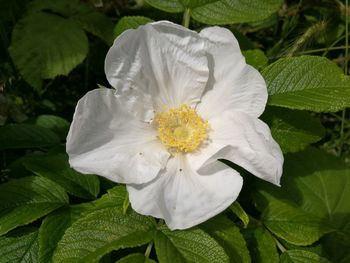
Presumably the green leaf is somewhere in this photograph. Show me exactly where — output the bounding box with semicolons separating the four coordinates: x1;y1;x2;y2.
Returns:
251;227;279;263
322;232;350;263
200;215;251;263
9;11;88;90
262;107;325;153
116;253;156;263
179;0;218;8
0;176;68;236
230;202;249;228
28;0;84;16
29;0;114;45
39;186;126;263
24;153;100;199
262;56;350;112
281;148;350;234
39;204;93;263
0;227;39;263
114;16;154;38
243;49;268;70
191;0;283;25
146;0;283;25
155;225;229;263
256;191;332;246
53;208;156;263
280;250;331;263
254;148;350;246
145;0;184;13
92;185;127;210
72;9;114;45
35;115;70;140
0;124;60;150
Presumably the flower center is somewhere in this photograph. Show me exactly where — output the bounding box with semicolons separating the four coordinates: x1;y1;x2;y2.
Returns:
155;104;209;153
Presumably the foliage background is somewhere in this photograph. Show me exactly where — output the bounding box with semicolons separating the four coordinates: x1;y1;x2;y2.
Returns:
0;0;350;262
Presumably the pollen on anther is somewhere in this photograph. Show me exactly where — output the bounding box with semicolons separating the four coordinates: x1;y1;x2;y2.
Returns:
154;104;209;153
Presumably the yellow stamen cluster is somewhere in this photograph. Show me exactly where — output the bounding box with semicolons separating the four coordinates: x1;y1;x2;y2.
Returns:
155;104;209;153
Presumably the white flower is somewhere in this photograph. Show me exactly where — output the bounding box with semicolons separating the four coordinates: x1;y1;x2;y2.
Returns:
66;21;283;230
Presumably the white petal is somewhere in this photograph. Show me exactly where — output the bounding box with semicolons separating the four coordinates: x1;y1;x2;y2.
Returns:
188;111;283;185
197;27;267;119
66;88;169;184
105;21;209;120
127;155;243;230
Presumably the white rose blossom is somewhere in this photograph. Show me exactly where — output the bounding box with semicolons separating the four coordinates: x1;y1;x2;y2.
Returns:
66;21;283;230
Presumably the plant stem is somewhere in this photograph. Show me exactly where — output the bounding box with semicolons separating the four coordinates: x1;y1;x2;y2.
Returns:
144;240;154;258
144;219;164;258
296;45;350;55
182;8;191;28
339;0;349;156
273;236;287;253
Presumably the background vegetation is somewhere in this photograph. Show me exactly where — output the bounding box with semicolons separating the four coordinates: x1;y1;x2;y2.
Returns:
0;0;349;262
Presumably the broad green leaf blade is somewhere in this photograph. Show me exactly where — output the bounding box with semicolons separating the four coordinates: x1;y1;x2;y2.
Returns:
35;115;70;140
39;186;125;263
243;49;268;70
280;250;331;263
200;215;251;263
230;202;249;228
0;227;39;263
281;148;350;234
53;208;156;263
114;16;154;38
191;0;283;25
251;227;279;263
262;107;325;153
28;0;83;16
29;0;114;44
9;12;88;90
24;153;100;199
73;10;114;45
91;185;127;210
256;191;332;246
322;232;350;263
39;204;93;263
155;225;229;263
0;176;68;236
145;0;184;13
262;56;350;112
180;0;219;8
116;253;156;263
0;124;59;150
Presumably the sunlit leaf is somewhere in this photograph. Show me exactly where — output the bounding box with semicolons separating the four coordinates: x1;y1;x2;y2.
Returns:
280;250;331;263
53;208;156;262
191;0;283;25
243;49;268;70
9;12;88;90
263;56;350;112
114;16;154;38
155;225;229;263
200;215;251;263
